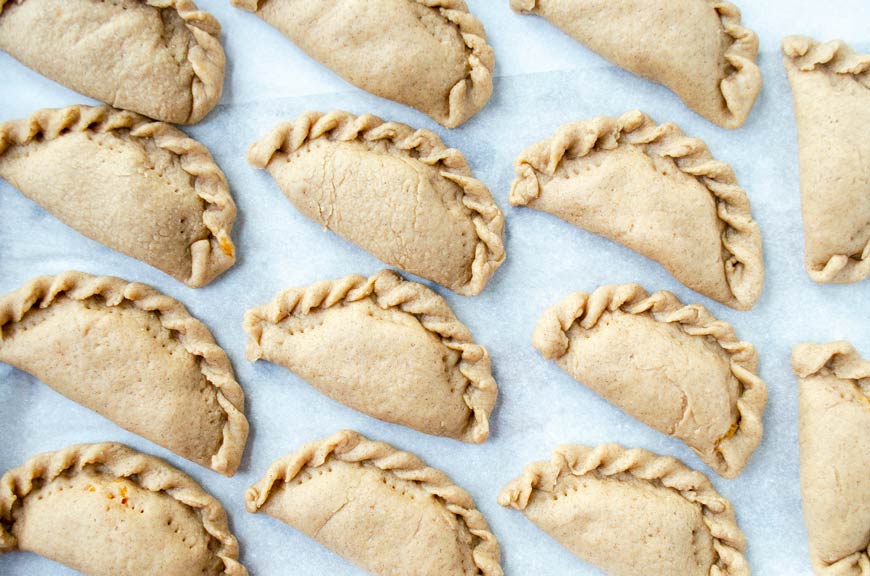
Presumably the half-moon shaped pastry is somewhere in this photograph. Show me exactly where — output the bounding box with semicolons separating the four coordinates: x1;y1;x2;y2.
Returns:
793;342;870;575
230;0;493;128
511;111;764;310
0;105;236;288
498;443;749;576
243;270;497;442
248;111;505;296
0;443;248;576
783;37;870;284
246;430;502;576
0;0;224;124
0;272;249;476
532;284;767;478
510;0;761;129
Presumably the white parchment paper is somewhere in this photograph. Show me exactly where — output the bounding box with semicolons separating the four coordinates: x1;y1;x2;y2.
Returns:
1;1;869;574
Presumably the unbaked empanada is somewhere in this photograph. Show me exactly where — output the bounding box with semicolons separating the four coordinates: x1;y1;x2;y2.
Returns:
246;430;502;576
248;111;505;296
511;0;761;128
783;37;870;284
0;105;236;288
231;0;493;128
0;443;247;576
243;270;497;442
532;284;767;478
498;443;749;576
0;0;224;124
792;342;870;575
511;111;764;310
0;272;249;476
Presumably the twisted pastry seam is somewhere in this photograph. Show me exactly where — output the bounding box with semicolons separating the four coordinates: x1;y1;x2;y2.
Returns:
498;443;749;576
0;105;236;287
244;270;497;443
0;272;248;476
532;284;766;478
248;110;505;296
709;1;762;128
0;442;247;575
246;430;502;576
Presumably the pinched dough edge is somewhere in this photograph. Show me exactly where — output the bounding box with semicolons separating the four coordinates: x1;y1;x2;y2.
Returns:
231;0;493;128
247;110;505;296
0;0;224;124
0;105;236;287
532;284;767;479
510;1;760;128
0;272;249;476
0;442;247;575
245;430;502;576
243;270;498;443
782;36;870;284
497;443;749;576
510;110;764;309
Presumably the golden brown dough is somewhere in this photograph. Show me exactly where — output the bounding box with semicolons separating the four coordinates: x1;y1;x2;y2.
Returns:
783;36;870;284
0;0;224;124
0;443;247;576
244;270;497;442
532;284;767;478
0;272;249;476
0;105;236;288
246;430;502;576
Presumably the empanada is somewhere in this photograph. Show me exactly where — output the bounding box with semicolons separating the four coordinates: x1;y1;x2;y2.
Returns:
0;0;224;124
532;284;767;478
498;443;749;576
248;111;505;296
783;37;870;284
0;272;249;476
510;0;761;129
243;270;497;442
511;111;764;310
231;0;493;128
792;342;870;575
0;105;236;288
246;430;502;576
0;443;247;576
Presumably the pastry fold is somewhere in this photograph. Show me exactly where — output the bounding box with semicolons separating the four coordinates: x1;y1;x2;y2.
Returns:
511;111;764;310
244;270;498;442
793;342;870;576
0;105;236;288
498;443;749;576
246;430;502;576
783;37;870;284
0;272;249;476
231;0;493;128
532;284;767;478
248;111;505;296
511;0;761;128
0;443;247;576
0;0;224;124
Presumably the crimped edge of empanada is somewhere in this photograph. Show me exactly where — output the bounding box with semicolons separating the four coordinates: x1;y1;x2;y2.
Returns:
0;442;248;575
0;272;249;476
782;36;870;284
245;430;502;576
0;0;225;124
0;105;236;287
510;110;764;310
497;443;749;576
243;270;498;443
510;1;760;128
531;284;767;479
231;1;493;128
247;110;505;296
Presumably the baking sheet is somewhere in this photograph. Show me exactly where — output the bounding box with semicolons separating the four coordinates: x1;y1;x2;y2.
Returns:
1;1;869;574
